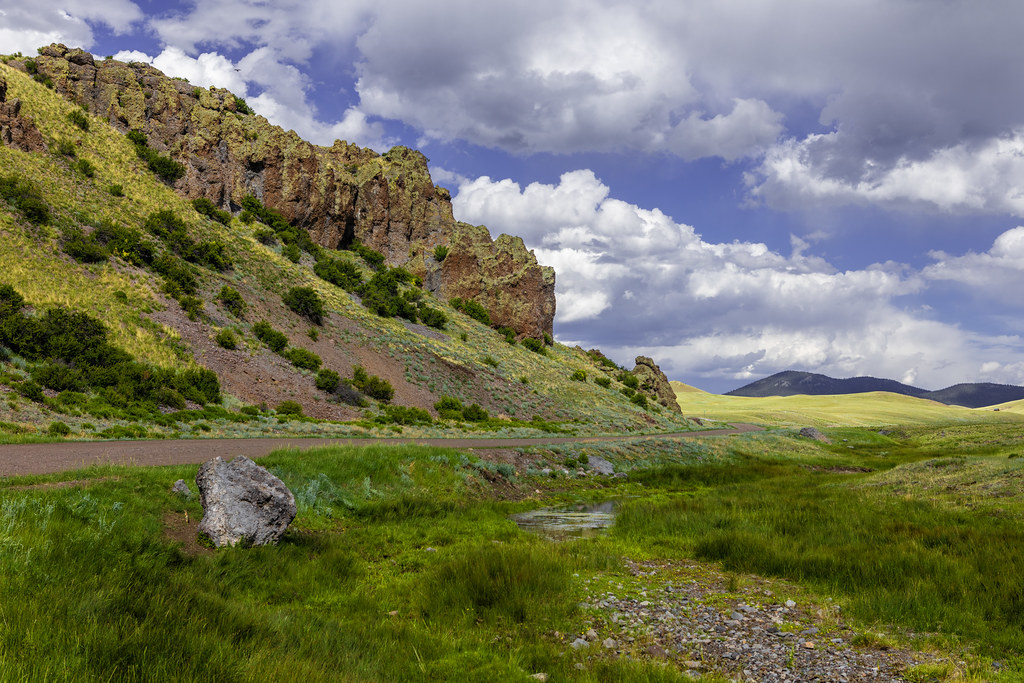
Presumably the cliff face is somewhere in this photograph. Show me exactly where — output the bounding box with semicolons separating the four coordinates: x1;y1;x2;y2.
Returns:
30;45;555;338
633;356;682;413
0;75;46;152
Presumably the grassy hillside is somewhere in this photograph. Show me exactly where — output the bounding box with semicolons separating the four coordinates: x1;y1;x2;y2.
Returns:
0;60;694;441
674;388;1024;428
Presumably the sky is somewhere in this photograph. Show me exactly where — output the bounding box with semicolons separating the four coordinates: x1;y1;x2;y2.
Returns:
4;1;1024;393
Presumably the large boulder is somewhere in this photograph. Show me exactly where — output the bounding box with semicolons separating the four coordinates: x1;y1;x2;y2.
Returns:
632;356;682;413
196;456;296;547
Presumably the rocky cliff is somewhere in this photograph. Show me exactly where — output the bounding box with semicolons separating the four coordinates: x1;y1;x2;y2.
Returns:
0;75;45;152
26;45;555;338
633;356;682;413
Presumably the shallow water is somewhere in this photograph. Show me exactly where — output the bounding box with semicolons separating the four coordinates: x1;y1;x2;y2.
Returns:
510;501;617;541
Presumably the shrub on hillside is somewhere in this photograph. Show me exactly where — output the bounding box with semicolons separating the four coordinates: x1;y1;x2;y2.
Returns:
522;337;545;355
617;371;640;389
352;365;393;402
314;255;362;291
315;369;340;392
462;403;489;422
434;395;465;420
275;400;303;417
192;197;231;225
0;174;50;225
67;108;89;131
217;285;246;317
214;329;237;349
418;305;447;330
570;369;587;382
449;297;491;326
253;321;288;353
433;244;449;261
594;376;611;388
127;130;185;183
284;347;321;371
283;286;325;325
62;228;108;263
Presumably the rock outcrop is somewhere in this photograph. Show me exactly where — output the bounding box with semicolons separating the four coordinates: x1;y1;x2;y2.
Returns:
26;45;555;338
798;427;831;443
196;455;296;547
632;356;682;413
0;75;46;153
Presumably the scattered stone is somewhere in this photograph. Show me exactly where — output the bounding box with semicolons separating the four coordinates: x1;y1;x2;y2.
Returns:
585;628;599;641
529;674;548;682
588;456;615;476
799;427;831;443
785;599;797;608
171;479;192;497
195;456;296;547
602;637;617;649
571;638;589;650
803;641;816;649
644;644;667;659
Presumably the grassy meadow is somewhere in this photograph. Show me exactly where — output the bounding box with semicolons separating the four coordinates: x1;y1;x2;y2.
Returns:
671;381;1024;428
2;421;1023;681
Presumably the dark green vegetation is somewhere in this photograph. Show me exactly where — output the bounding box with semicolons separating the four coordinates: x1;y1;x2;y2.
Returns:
1;425;1022;680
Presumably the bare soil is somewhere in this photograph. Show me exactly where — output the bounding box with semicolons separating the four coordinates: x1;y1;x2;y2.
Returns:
0;424;763;477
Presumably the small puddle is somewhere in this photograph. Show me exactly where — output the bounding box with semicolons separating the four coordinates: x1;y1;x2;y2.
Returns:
510;501;617;541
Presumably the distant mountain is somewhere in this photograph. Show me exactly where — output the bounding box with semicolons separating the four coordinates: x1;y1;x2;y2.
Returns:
726;371;1024;409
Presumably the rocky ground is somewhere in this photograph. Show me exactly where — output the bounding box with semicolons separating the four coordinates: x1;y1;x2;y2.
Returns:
564;559;953;682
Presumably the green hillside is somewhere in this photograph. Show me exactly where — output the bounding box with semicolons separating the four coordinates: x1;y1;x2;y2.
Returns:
0;59;693;442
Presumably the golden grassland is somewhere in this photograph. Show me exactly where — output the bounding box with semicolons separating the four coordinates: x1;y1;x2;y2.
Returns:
671;381;1024;428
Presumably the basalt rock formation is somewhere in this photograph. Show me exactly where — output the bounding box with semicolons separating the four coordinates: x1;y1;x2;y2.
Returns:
27;44;555;338
0;75;46;152
633;356;682;413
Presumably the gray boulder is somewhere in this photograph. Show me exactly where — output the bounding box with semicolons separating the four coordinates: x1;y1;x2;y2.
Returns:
171;479;192;497
588;455;615;476
799;427;831;443
196;456;296;547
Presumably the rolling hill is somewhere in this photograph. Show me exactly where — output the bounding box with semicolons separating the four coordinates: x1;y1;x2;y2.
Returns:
726;370;1024;408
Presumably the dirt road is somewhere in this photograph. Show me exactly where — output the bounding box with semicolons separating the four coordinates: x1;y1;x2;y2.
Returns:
0;424;764;477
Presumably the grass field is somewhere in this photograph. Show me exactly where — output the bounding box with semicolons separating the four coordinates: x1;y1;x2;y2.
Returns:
671;381;1024;428
2;423;1023;681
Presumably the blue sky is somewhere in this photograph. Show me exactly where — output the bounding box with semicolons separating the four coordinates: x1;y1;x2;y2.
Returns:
4;0;1024;393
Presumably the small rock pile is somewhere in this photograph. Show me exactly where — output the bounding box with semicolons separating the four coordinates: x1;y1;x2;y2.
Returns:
571;560;943;681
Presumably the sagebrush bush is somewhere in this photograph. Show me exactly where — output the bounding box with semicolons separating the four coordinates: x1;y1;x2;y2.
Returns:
617;371;639;389
434;395;465;420
594;376;611;388
314;255;362;291
315;369;340;392
67;108;89;131
522;337;545;355
418;305;447;330
352;365;393;402
285;347;321;371
570;369;587;382
192;197;231;225
450;297;491;326
275;400;303;417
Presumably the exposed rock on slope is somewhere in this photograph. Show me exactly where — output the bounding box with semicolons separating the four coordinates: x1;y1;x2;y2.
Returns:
28;44;555;338
0;75;46;152
633;356;682;413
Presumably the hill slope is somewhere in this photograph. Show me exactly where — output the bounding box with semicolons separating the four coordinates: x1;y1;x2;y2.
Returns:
727;371;1024;408
0;50;692;439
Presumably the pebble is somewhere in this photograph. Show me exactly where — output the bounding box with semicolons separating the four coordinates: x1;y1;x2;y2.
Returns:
570;559;946;681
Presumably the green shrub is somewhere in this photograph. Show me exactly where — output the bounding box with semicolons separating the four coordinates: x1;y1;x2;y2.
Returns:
152;254;198;295
522;337;545;354
449;297;491;326
630;393;648;408
0;174;50;225
314;255;362;291
275;400;303;416
285;347;321;371
193;240;232;271
481;355;499;368
217;285;246;317
154;386;186;410
350;242;385;269
617;371;640;389
128;130;185;183
233;96;254;115
351;365;393;402
108;184;124;197
434;395;465;420
621;387;636;398
315;369;340;392
433;244;449;261
178;295;204;321
75;158;96;177
47;421;71;436
570;369;587;382
214;329;237;349
192;197;231;225
496;326;516;344
254;228;277;245
62;229;108;263
544;333;553;346
67;108;89;131
283;286;325;325
95;223;154;267
56;139;76;156
594;376;612;388
462;403;489;422
378;405;432;426
418;305;447;329
356;267;418;320
240;195;320;258
253;321;288;353
282;243;301;263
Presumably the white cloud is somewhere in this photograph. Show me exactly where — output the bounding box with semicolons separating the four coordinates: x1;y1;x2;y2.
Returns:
454;170;1024;389
924;226;1024;305
750;131;1024;216
0;0;141;54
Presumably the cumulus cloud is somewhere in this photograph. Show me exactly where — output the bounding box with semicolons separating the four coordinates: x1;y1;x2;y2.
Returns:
0;0;141;54
111;46;395;151
455;170;1024;389
924;226;1024;305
